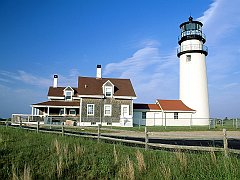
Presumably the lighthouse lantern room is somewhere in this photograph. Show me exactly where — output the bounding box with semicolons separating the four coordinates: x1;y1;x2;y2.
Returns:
177;16;210;125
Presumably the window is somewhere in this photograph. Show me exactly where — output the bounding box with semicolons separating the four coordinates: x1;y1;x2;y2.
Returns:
186;55;191;62
91;121;96;125
174;112;178;119
59;109;64;115
121;105;129;117
87;104;94;116
104;105;112;116
105;86;112;97
142;112;146;119
65;91;72;100
69;109;76;116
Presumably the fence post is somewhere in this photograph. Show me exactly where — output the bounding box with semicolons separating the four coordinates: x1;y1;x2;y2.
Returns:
62;122;64;136
20;117;22;128
223;129;228;157
50;117;52;130
236;119;238;129
145;126;148;150
98;124;101;143
5;118;9;127
37;120;39;133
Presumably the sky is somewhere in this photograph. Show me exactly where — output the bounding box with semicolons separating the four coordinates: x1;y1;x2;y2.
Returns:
0;0;240;119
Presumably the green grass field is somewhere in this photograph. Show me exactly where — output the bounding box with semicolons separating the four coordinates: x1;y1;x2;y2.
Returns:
0;126;240;179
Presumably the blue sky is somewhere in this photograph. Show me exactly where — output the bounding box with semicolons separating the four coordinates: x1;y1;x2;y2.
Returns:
0;0;240;118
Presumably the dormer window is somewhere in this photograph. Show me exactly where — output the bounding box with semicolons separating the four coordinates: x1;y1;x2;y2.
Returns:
102;80;114;98
105;86;113;97
64;86;74;101
65;91;72;100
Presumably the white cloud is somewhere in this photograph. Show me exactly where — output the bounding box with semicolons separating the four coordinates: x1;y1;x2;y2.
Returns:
0;69;80;88
0;70;52;88
104;41;179;103
0;69;80;118
198;0;240;118
198;0;240;44
104;0;240;118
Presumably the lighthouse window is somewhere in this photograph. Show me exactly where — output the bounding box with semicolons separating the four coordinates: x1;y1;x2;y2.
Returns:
186;55;191;62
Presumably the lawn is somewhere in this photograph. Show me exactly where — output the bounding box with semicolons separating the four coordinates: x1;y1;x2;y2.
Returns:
0;126;240;179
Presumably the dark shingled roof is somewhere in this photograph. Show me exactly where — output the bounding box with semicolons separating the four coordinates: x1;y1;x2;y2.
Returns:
78;77;136;97
32;101;80;106
48;87;78;97
157;100;195;111
133;103;160;110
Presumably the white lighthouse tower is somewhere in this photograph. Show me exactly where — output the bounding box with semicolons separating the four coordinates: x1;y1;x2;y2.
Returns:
177;16;209;125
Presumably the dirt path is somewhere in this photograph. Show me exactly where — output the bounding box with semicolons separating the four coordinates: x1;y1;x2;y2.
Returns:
102;130;240;140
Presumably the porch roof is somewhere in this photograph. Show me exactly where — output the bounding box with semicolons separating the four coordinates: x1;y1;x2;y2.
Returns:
32;101;80;107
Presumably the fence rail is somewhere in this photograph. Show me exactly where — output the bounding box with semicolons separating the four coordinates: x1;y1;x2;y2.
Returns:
6;123;240;156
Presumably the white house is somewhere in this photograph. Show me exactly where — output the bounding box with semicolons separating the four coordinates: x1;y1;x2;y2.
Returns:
133;100;196;126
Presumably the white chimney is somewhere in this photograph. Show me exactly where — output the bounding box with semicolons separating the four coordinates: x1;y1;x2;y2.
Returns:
53;74;58;88
96;65;102;79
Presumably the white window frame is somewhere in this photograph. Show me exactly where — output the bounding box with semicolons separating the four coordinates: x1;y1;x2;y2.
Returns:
121;105;129;117
65;91;72;101
105;86;113;97
104;104;112;116
69;109;76;116
87;104;94;116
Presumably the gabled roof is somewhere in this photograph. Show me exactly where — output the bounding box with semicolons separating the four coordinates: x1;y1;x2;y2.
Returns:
133;103;160;110
157;99;195;112
78;77;136;97
32;101;80;107
48;87;78;97
102;80;114;87
64;86;74;92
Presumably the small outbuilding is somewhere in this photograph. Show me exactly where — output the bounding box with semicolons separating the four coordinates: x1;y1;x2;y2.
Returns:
133;99;196;126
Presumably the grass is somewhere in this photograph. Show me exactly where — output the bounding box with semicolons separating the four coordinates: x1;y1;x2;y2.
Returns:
0;126;240;179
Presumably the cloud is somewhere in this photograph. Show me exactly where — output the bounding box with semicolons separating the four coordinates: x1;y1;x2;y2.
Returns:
198;0;240;118
104;40;179;103
104;0;240;118
0;69;81;118
0;70;52;88
0;69;80;88
198;0;240;44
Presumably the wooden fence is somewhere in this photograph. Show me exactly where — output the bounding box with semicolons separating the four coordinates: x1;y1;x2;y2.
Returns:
7;123;240;156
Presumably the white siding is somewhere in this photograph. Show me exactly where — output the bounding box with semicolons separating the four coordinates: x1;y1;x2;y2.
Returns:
133;110;194;126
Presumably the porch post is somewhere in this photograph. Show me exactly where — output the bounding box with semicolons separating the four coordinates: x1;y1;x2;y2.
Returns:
31;107;34;115
164;112;167;129
64;107;66;116
79;98;82;126
47;107;50;116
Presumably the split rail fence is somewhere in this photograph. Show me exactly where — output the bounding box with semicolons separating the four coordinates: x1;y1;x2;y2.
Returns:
6;122;240;157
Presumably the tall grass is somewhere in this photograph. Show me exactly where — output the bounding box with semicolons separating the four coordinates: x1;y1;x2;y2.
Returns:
0;126;240;179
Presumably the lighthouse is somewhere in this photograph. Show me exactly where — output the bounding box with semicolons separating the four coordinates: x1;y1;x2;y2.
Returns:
177;16;209;125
